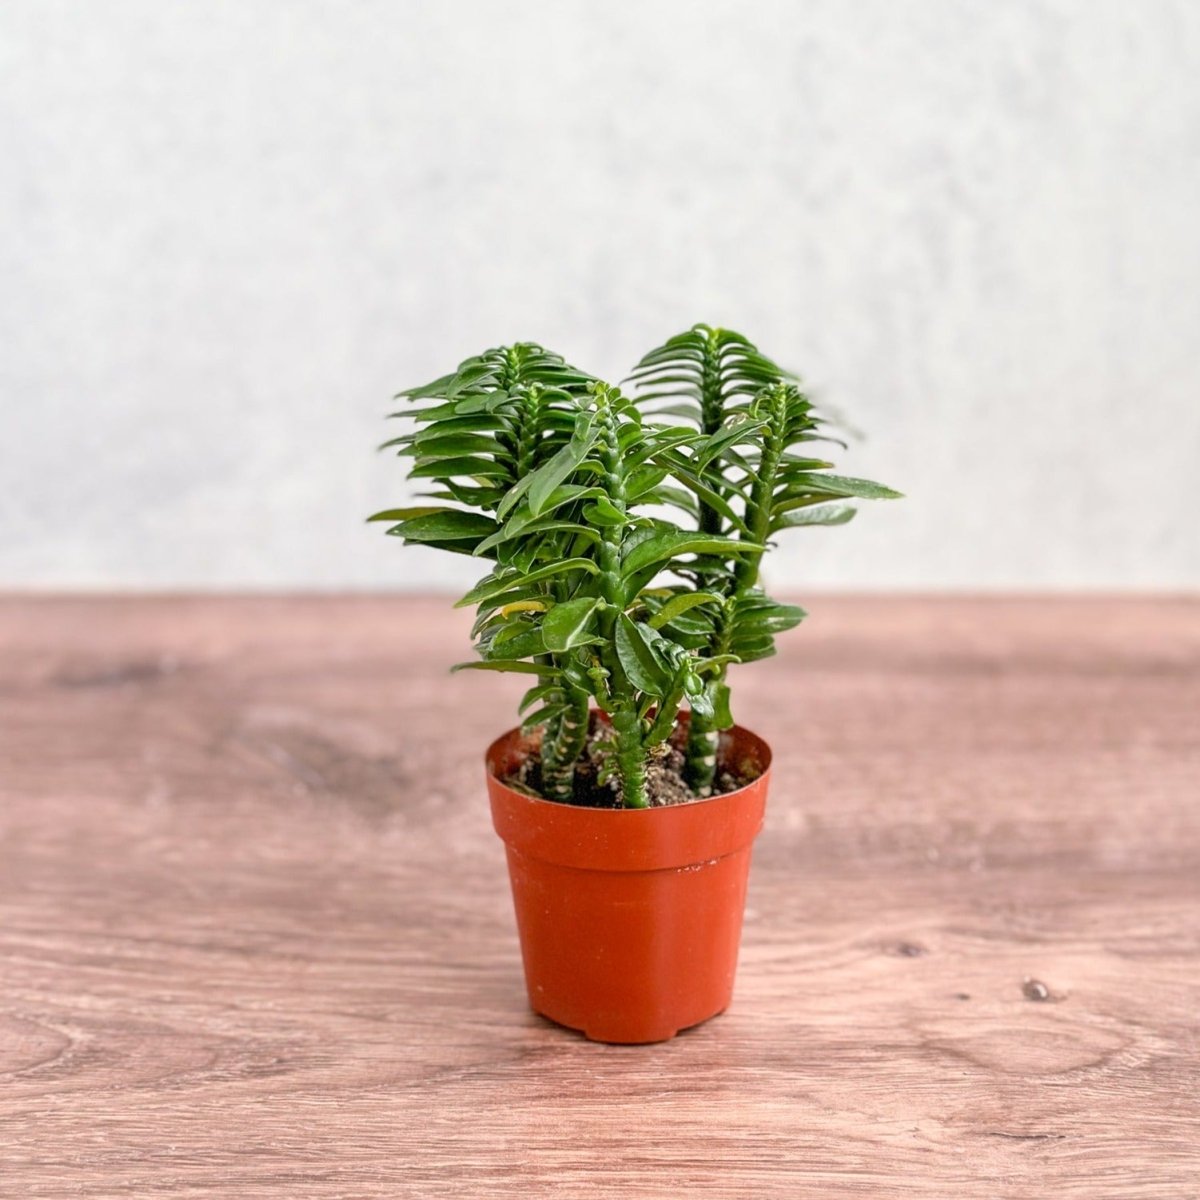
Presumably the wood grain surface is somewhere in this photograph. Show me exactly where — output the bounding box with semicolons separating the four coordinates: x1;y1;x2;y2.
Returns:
1;595;1198;1198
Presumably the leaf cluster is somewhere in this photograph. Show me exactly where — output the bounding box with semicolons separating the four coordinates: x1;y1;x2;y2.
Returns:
372;327;901;806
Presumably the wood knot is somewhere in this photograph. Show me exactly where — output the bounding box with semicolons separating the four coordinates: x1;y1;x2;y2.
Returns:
1022;976;1064;1002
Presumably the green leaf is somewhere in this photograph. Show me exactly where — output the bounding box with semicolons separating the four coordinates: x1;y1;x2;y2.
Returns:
455;558;600;608
626;465;668;502
684;672;713;719
450;660;557;675
445;361;501;396
694;653;741;675
366;506;452;523
728;635;777;664
393;537;493;559
614;614;673;695
474;518;600;557
396;433;501;458
773;504;857;531
697;418;768;467
581;495;626;528
781;472;903;500
542;596;603;652
440;481;503;508
387;510;498;542
501;485;603;536
409;456;509;479
474;484;603;552
656;611;716;641
645;485;699;517
455;391;511;415
621;532;757;580
484;627;546;659
521;703;568;735
647;591;723;629
472;598;547;637
397;371;458;400
734;596;807;635
498;413;597;520
779;454;836;469
408;413;508;440
518;682;561;715
647;451;749;534
528;415;598;516
626;427;696;468
473;587;546;619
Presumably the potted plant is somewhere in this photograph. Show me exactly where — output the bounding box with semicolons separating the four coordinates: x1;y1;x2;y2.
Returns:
371;326;900;1042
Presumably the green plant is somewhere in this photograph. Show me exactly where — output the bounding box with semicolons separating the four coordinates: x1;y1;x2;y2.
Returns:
372;327;900;808
628;325;901;793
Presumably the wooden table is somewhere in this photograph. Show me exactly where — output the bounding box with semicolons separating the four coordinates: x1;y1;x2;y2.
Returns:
2;596;1197;1197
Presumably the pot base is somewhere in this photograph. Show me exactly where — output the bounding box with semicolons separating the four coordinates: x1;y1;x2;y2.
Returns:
535;1007;727;1045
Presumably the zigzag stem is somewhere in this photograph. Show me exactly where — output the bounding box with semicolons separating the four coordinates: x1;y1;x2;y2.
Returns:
682;332;733;793
539;680;589;802
594;388;649;809
735;383;787;590
507;378;586;801
684;384;787;795
697;327;725;536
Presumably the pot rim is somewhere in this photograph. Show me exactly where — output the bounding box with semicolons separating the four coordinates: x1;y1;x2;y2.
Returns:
485;716;772;815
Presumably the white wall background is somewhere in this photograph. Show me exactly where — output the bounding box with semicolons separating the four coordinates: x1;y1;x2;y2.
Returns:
2;0;1198;591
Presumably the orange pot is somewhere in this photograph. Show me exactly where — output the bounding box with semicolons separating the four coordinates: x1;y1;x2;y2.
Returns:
486;721;771;1044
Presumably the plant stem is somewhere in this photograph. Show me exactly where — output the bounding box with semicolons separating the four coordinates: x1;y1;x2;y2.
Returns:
734;385;785;592
697;327;725;536
680;332;728;792
540;681;589;802
521;384;583;803
684;593;733;795
593;388;649;809
611;709;648;809
684;386;786;793
684;715;719;797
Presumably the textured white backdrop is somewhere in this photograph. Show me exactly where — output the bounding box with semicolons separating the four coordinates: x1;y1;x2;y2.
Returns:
2;1;1198;590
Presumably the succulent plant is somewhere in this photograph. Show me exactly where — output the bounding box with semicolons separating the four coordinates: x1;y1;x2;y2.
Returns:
372;327;900;807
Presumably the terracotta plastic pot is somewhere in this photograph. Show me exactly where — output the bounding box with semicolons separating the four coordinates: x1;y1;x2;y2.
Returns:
486;720;771;1044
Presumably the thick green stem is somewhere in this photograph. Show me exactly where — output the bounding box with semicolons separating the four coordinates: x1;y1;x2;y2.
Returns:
683;604;729;796
592;389;648;809
514;384;543;479
685;713;719;797
611;710;648;808
735;390;784;592
540;683;589;802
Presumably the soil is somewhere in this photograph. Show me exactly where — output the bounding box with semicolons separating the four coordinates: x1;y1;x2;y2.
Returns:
505;713;760;808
